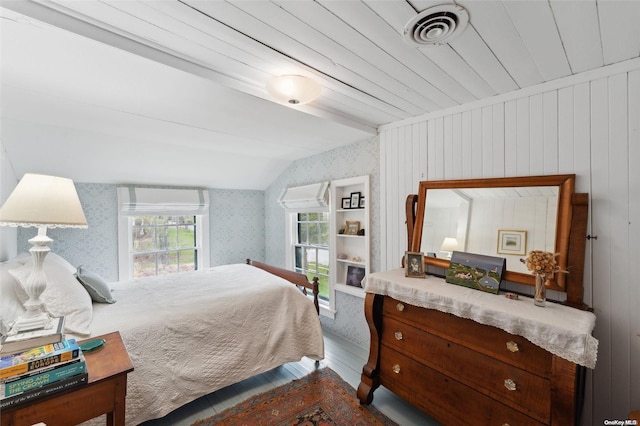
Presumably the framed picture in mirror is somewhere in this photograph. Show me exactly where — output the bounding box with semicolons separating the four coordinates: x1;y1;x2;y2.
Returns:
497;230;527;256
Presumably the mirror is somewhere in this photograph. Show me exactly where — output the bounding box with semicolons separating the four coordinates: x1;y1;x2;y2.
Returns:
411;175;575;291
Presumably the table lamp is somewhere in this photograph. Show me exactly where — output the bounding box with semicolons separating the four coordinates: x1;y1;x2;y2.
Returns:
440;237;459;259
0;174;87;333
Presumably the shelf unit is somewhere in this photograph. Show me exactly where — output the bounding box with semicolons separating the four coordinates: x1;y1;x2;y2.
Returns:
330;175;370;297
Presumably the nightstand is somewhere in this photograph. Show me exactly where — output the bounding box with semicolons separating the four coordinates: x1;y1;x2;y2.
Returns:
1;331;134;426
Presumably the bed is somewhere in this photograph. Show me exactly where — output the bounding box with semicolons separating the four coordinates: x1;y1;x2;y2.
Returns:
1;254;324;425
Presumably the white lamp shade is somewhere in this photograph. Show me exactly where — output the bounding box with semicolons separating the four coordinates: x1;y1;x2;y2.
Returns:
0;173;88;228
440;237;459;253
266;75;321;105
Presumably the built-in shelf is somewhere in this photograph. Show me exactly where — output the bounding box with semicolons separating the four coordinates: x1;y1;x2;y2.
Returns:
337;258;366;266
334;283;366;298
330;175;370;299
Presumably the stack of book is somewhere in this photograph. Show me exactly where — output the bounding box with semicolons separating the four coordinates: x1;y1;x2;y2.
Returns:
0;317;88;409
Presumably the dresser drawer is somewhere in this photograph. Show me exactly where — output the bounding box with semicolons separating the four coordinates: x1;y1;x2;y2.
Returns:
379;346;546;426
383;296;552;377
382;317;551;423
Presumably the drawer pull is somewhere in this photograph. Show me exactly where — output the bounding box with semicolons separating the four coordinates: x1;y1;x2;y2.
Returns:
504;379;517;391
392;364;401;374
502;424;511;426
394;331;404;341
506;341;519;352
396;302;405;312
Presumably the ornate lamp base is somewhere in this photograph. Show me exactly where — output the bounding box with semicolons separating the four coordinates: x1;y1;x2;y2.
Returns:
8;227;54;334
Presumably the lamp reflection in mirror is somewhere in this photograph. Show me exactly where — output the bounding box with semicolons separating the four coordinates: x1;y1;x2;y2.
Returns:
440;237;459;259
266;75;321;105
0;174;87;333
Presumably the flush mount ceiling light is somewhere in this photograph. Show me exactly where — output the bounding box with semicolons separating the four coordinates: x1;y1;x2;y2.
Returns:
266;75;321;105
403;4;469;47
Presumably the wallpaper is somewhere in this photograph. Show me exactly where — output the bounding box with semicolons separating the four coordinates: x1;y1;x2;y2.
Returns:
209;188;265;266
17;185;266;282
18;183;119;281
264;136;380;347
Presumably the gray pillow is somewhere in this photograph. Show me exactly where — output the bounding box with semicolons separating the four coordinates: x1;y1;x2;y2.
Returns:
75;266;116;304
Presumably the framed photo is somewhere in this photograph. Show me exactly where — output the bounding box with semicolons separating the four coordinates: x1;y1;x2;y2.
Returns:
405;251;425;278
497;230;527;255
350;192;361;209
346;265;366;288
341;197;351;209
359;197;365;208
345;220;360;235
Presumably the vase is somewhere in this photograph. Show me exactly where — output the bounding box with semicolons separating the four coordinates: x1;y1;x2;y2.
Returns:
534;273;546;307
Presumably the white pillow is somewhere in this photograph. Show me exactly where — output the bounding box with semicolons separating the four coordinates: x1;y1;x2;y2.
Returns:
9;253;93;336
0;255;30;331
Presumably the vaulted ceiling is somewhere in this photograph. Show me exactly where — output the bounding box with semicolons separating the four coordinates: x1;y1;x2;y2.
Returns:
2;0;639;189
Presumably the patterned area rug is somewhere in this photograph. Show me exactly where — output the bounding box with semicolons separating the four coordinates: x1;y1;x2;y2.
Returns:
191;368;398;426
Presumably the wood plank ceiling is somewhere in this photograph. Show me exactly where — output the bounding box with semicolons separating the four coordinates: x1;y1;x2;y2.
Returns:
2;0;639;188
12;0;638;131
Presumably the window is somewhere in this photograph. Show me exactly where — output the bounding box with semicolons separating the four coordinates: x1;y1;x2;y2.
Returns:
280;182;331;315
117;186;209;280
293;212;330;301
130;215;198;278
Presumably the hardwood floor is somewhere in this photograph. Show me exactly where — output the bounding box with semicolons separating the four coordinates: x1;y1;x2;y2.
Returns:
140;329;441;425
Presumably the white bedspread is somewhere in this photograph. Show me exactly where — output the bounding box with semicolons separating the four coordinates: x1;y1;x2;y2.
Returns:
71;263;324;425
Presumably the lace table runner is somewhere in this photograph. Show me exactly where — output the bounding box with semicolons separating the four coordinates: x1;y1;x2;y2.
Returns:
363;269;598;369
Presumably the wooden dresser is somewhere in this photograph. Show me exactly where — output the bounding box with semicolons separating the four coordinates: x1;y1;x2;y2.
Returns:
357;271;596;426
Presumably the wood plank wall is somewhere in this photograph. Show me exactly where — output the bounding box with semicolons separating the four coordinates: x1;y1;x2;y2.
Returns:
379;62;640;423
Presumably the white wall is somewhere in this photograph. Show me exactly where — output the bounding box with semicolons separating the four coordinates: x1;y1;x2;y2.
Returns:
0;141;18;261
379;59;640;423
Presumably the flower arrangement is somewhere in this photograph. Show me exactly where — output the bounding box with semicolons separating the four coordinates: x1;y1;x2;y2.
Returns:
521;250;560;277
520;250;565;307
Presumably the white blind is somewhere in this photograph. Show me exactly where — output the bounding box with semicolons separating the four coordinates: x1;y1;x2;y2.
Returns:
118;186;209;216
278;182;329;209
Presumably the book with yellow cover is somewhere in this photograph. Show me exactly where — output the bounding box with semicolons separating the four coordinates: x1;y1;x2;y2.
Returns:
0;339;80;380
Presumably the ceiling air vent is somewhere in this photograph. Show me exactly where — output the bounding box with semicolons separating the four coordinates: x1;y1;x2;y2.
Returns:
403;4;469;47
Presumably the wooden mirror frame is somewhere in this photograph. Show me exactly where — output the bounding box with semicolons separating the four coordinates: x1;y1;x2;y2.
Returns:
410;174;576;292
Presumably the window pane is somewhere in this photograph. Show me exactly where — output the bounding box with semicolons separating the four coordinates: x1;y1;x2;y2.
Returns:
180;216;195;225
131;215;199;279
178;225;195;248
167;226;178;249
158;251;177;276
295;246;303;271
156;226;169;250
133;253;156;278
308;223;319;245
320;222;329;244
132;226;155;252
298;223;309;244
179;249;196;272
